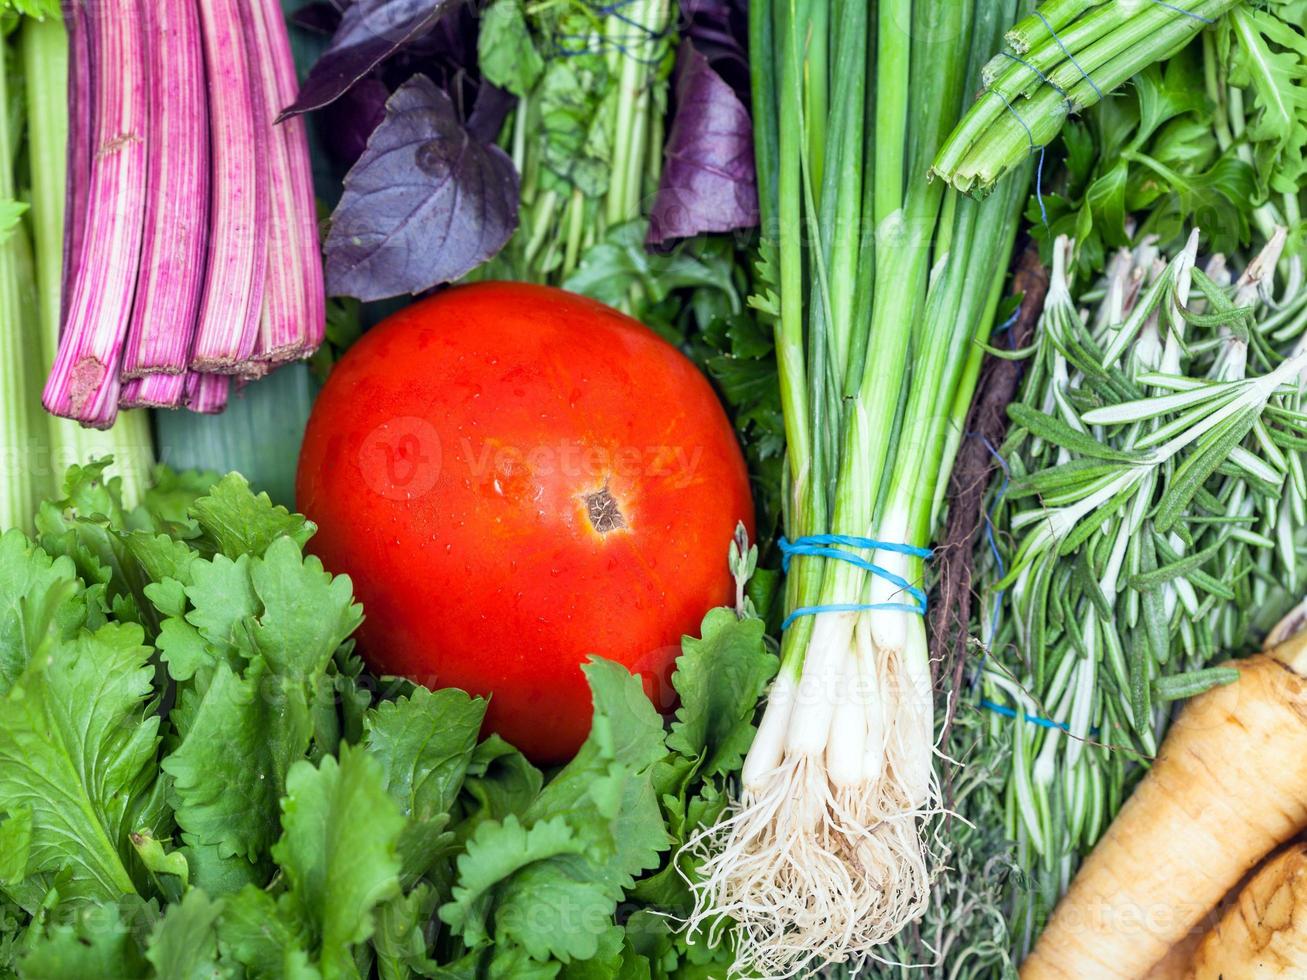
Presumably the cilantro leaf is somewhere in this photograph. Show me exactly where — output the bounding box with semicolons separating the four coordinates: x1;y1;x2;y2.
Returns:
440;815;586;950
365;688;486;882
181;553;258;656
249;537;363;682
665;609;775;778
190;473;313;559
165;540;363;863
458;735;545;833
443;661;672;968
366;688;485;820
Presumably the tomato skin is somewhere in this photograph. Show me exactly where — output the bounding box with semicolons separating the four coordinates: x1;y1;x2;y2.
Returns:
296;282;754;762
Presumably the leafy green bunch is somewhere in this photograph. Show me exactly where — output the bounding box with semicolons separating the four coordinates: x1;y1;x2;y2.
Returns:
475;0;673;289
1028;0;1306;275
0;462;776;978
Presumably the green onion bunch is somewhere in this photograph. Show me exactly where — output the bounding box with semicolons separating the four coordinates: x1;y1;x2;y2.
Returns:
682;1;1033;973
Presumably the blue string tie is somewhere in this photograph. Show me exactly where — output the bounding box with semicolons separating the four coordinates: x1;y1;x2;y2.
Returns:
1035;10;1103;99
979;698;1070;731
990;88;1050;228
999;50;1072;108
777;534;933;630
1147;0;1214;24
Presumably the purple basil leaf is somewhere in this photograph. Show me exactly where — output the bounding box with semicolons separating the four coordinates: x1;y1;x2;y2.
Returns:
465;82;514;144
680;0;749;100
324;74;520;301
323;76;391;167
647;43;757;247
291;1;351;35
280;0;460;118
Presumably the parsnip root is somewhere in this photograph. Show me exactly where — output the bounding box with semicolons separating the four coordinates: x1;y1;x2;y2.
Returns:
1185;843;1307;980
1021;632;1307;980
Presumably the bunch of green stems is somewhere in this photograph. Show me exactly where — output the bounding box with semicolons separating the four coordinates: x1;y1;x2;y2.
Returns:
683;0;1033;973
933;0;1246;192
979;227;1307;952
499;0;672;291
0;16;151;532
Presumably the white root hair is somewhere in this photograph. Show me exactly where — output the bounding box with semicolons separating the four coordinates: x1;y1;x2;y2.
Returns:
680;610;944;978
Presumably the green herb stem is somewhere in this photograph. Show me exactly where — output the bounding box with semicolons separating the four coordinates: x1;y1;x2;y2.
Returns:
934;0;1240;190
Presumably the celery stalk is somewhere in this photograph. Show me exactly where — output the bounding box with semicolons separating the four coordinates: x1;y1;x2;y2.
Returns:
0;34;36;530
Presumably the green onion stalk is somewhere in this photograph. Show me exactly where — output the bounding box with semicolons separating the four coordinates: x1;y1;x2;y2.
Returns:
978;227;1307;950
494;0;673;304
683;1;1032;972
932;0;1246;192
20;16;152;510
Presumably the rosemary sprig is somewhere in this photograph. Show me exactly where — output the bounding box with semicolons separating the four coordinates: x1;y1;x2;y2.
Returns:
979;227;1307;949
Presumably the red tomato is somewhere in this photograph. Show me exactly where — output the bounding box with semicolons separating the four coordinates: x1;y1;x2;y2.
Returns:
297;282;753;762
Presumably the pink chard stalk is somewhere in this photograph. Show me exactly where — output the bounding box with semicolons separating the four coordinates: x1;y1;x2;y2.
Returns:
191;0;269;374
122;0;209;378
248;0;326;365
120;372;186;410
185;373;231;414
44;0;150;428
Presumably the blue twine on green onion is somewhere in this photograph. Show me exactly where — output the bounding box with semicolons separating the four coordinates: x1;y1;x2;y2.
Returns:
999;50;1071;107
777;535;932;629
